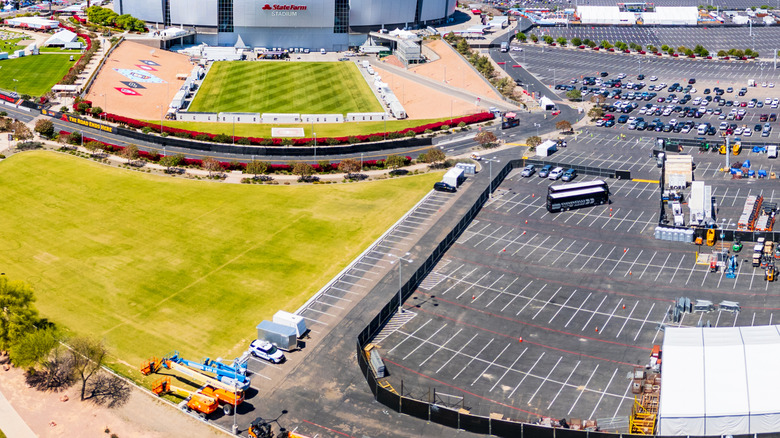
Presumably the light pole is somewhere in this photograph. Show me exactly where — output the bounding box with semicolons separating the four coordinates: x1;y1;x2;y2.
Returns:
549;68;556;87
484;157;500;197
313;132;317;160
12;78;18;95
390;252;413;314
534;122;541;137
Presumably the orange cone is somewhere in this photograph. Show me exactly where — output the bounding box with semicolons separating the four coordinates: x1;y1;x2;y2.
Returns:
532;193;535;198
525;220;528;224
629;271;632;275
519;337;524;343
472;294;476;300
622;304;626;310
595;327;599;332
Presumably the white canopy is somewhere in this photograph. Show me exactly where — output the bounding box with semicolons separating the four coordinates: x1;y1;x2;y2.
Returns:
45;29;77;46
658;326;780;435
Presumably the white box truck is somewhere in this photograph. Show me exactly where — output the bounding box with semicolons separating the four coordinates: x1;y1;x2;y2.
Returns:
442;167;465;188
272;310;308;338
768;145;777;159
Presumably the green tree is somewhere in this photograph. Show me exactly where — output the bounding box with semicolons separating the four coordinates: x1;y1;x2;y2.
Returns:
601;40;612;49
203;157;223;177
159;154;177;172
661;44;670;52
34;119;54;138
588;105;604;120
456;38;471;55
556;37;567;46
69;337;107;401
246;160;268;177
84;141;103;156
0;276;41;352
337;158;362;175
566;89;582;101
8;326;58;369
529;33;538;43
424;148;446;165
647;44;657;53
571;37;582;46
586;39;597;48
474;131;498;149
685;48;695;57
543;35;554;45
120;144;139;164
291;162;314;180
517;32;527;42
629;42;641;51
718;49;728;57
526;135;542;151
677;45;687;54
385;154;406;170
556;120;573;132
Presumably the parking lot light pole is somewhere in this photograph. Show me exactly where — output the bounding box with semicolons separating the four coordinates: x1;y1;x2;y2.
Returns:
534;122;541;137
390;252;413;314
485;157;500;197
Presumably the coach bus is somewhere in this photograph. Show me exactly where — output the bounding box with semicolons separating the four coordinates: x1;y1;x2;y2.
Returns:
547;186;609;213
547;179;609;195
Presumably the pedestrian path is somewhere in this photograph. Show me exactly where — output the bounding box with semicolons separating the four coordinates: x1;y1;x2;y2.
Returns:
0;386;36;438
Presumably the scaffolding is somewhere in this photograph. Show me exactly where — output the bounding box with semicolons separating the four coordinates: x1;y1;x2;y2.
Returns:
630;393;659;434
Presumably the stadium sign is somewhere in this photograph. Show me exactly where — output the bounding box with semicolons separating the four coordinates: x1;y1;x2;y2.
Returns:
262;3;307;16
63;114;115;134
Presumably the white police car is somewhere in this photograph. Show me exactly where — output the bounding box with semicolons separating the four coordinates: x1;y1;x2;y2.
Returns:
249;339;285;364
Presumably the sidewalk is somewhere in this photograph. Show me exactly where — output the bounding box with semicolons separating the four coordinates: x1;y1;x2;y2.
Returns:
0;384;36;438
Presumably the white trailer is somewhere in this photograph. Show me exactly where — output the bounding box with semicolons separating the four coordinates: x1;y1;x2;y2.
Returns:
272;310;308;338
442;167;465;188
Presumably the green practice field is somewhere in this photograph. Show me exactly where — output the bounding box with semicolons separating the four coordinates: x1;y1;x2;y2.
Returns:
0;152;439;372
189;61;384;114
0;54;76;96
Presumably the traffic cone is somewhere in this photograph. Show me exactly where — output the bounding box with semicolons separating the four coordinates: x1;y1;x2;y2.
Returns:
525;220;528;224
532;193;535;198
595;327;599;332
522;231;526;235
519;337;523;343
622;304;626;310
629;271;632;275
472;294;476;300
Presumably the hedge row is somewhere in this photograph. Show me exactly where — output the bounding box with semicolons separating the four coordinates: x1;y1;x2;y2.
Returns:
97;111;495;146
58;130;413;173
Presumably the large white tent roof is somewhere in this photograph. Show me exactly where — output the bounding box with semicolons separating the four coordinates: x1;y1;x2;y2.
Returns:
659;325;780;435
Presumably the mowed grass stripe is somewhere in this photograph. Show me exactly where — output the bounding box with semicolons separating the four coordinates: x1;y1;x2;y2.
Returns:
189;61;383;114
0;151;440;371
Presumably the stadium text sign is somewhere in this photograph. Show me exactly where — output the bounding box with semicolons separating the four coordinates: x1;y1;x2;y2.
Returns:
64;115;115;133
262;3;307;16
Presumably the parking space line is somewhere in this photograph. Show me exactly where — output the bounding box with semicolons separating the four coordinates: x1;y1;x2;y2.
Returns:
489;347;528;393
590;367;618;419
508;352;546;398
471;343;511;386
594;246;617;272
580;244;603;270
568;364;599;416
565;292;592;328
547;360;580;410
387;319;431;355
435;332;478;374
472;274;505;303
419;328;462;368
624;249;643;277
549;290;577;324
654;253;672;281
528;356;562;403
517;284;547;316
456;272;491;300
452;339;494;380
567;242;590;267
402;325;448;361
600;299;624;334
500;280;534;312
652;305;671;344
667;254;686;283
533;287;562;320
485;277;519;308
441;267;478;295
582;295;608;331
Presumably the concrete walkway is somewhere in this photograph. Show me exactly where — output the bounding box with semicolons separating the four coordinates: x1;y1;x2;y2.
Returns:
0;386;36;438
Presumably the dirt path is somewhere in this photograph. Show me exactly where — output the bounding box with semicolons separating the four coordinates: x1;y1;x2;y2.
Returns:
0;366;226;438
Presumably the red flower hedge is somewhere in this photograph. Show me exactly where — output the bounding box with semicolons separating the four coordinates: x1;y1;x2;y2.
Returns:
101;112;495;147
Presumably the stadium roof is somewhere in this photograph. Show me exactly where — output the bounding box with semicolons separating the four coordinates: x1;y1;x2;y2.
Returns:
658;326;780;435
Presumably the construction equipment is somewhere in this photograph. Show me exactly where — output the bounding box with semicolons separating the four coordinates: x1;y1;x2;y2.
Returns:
248;417;274;438
766;265;777;282
732;239;743;252
706;228;716;246
141;353;248;415
152;377;218;419
737;195;763;231
719;143;727;154
165;351;250;391
725;255;738;279
733;140;742;155
755;202;777;232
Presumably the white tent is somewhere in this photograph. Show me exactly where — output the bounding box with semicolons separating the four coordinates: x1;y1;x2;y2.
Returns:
234;34;248;50
643;7;698;25
539;96;556;111
658;326;780;435
44;29;77;47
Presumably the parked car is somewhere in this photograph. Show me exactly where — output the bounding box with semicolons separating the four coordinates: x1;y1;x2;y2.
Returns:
538;164;553;178
548;167;564;180
433;181;457;192
521;164;535;177
561;168;577;182
249;339;286;364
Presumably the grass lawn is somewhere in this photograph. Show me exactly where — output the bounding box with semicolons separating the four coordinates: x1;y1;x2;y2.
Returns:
0;151;439;375
152;117;451;138
189;61;383;114
0;54;76;96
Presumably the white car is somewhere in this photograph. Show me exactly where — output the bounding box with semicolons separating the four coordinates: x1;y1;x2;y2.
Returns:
548;167;564;180
669;118;678;126
512;46;523;52
734;127;743;135
649;76;658;81
765;97;772;105
249;339;286;364
762;82;768;87
743;128;752;137
770;83;775;88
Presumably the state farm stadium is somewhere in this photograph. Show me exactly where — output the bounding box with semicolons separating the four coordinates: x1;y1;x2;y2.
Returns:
114;0;457;51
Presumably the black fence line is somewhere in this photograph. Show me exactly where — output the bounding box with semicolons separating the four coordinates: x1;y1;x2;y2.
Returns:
355;159;668;437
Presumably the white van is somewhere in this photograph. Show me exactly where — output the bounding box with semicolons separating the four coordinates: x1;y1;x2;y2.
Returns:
697;123;708;135
320;48;326;54
769;145;778;158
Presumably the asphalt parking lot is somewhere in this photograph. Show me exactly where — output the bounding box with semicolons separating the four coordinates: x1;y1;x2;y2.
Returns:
535;26;780;55
371;124;780;431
